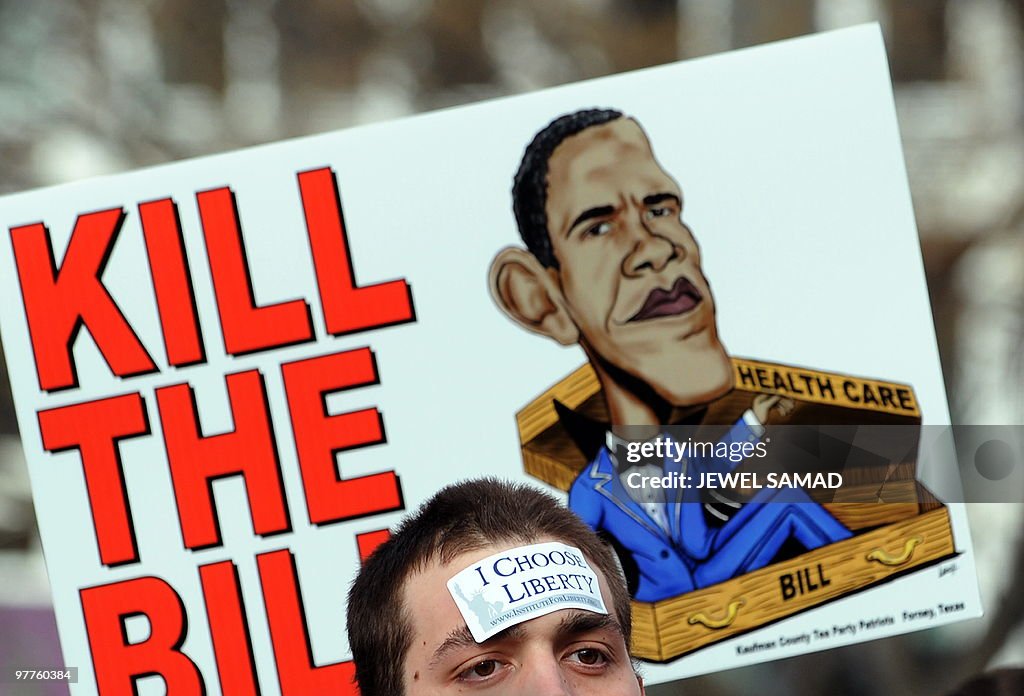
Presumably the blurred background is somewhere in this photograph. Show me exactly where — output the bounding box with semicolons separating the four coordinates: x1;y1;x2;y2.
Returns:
0;1;1022;694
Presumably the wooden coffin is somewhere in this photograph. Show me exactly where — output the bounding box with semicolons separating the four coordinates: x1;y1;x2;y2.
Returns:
515;357;957;660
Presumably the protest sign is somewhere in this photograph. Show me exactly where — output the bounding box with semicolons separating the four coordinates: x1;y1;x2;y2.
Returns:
0;25;981;693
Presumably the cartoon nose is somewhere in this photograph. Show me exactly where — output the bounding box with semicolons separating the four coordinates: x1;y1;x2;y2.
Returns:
622;217;680;277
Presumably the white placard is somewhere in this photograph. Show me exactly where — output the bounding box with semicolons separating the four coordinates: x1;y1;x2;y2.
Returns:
0;25;981;694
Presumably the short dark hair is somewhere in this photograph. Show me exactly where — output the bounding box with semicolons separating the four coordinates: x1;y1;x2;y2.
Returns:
512;108;624;268
347;478;632;696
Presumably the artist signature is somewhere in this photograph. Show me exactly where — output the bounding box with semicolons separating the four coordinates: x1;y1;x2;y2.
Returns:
939;563;958;579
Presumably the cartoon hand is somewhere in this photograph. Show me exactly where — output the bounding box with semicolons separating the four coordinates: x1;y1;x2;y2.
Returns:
752;394;796;423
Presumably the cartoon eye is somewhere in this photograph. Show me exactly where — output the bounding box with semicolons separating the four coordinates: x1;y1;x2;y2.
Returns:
584;221;613;237
646;205;673;219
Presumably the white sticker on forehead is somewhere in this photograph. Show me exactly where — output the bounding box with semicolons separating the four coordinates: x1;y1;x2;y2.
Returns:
446;541;608;643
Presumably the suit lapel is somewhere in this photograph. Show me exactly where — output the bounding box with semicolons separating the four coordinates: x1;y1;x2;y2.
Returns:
588;448;671;543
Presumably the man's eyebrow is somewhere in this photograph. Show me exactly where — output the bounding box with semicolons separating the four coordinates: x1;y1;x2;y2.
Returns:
556;611;623;641
567;205;615;236
429;624;527;667
429;626;476;667
642;192;681;207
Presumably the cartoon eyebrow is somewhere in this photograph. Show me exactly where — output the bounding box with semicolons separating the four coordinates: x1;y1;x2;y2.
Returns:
642;193;681;208
429;624;527;667
556;611;622;641
568;205;615;236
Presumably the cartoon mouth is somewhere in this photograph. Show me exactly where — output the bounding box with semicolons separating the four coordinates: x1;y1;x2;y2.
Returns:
628;277;703;322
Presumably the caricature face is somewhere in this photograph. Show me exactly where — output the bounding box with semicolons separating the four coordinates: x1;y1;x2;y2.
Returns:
401;540;643;695
543;118;732;407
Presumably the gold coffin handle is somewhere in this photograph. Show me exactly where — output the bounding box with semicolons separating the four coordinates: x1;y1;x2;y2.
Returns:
688;599;745;630
866;536;923;566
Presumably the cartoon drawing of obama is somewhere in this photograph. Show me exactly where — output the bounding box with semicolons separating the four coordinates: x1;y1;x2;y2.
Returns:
489;109;851;603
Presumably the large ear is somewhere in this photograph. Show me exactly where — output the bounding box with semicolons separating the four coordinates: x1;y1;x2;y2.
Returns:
488;247;579;345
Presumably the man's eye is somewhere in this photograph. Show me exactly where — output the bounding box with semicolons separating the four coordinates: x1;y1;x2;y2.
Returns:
457;659;503;682
584;221;613;237
646;206;672;219
568;647;609;667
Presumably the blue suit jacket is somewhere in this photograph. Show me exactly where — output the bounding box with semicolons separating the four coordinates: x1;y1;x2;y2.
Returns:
569;447;697;601
568;420;762;602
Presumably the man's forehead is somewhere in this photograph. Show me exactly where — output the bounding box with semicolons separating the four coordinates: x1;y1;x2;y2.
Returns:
404;539;610;644
559;117;649;153
547;119;677;200
553;118;653;167
403;539;538;619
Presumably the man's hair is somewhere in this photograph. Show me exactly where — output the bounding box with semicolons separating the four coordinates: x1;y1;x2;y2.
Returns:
347;478;632;696
512;108;624;268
